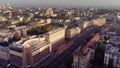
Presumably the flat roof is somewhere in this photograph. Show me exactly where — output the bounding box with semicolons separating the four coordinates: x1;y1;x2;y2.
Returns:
10;37;51;52
0;29;12;36
0;46;9;52
15;26;27;30
108;36;120;44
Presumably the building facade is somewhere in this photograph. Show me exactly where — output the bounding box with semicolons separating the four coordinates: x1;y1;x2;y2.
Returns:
93;17;106;26
45;27;65;44
9;36;52;68
104;44;120;68
65;27;81;39
72;34;100;68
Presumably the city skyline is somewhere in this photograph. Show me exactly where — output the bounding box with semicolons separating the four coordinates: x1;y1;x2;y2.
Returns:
0;1;120;68
1;0;120;8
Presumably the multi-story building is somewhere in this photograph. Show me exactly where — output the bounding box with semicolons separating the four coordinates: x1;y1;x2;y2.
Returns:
0;29;14;43
0;46;9;60
13;26;28;38
45;27;65;44
72;34;100;68
9;19;19;25
77;20;93;29
117;12;120;21
107;36;120;45
44;27;65;51
83;21;93;29
65;27;81;39
72;47;94;68
8;27;66;68
36;19;51;26
9;36;52;68
104;44;120;68
93;17;106;26
45;8;54;16
0;46;9;67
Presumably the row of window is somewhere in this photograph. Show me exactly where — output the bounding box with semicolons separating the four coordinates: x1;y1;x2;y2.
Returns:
33;48;50;64
10;54;23;66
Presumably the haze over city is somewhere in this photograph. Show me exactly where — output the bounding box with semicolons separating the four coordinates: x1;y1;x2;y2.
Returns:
0;0;120;68
1;0;120;8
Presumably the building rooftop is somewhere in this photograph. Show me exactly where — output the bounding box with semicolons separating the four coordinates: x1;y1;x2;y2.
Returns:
14;26;27;30
0;29;12;36
0;46;9;52
10;36;51;52
108;36;120;45
105;44;120;57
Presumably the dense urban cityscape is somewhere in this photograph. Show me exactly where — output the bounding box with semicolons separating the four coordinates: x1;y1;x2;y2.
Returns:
0;2;120;68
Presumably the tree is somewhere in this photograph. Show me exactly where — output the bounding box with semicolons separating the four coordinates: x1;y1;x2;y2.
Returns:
97;40;103;47
94;40;105;65
0;23;2;28
27;24;53;35
45;25;52;31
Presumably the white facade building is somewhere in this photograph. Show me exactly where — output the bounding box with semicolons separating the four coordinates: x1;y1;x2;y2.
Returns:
93;17;106;26
45;27;65;44
65;27;81;39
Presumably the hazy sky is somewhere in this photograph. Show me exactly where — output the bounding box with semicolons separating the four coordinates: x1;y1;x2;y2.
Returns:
1;0;120;8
